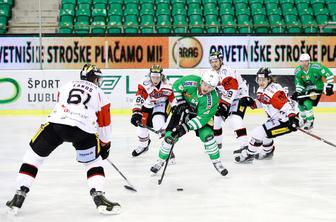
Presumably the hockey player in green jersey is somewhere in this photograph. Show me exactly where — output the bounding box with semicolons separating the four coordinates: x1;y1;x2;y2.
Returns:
150;70;229;176
291;53;334;131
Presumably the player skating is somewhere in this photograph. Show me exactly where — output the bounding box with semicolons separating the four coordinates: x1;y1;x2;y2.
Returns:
130;65;175;158
6;64;120;215
235;67;300;163
291;53;334;131
150;70;228;176
209;51;254;158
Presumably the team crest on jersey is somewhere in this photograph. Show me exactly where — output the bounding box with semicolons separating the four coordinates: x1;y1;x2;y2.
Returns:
184;93;192;99
183;81;197;87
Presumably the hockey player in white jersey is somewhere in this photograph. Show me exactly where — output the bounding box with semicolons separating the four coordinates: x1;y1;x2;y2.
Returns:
209;51;254;156
235;67;300;163
6;64;120;215
130;65;175;157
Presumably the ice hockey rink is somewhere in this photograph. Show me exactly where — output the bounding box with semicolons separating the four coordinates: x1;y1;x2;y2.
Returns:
1;113;336;222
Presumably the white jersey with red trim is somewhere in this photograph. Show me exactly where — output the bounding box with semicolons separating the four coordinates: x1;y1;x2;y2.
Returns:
48;80;111;143
132;76;175;112
215;64;248;105
256;82;297;121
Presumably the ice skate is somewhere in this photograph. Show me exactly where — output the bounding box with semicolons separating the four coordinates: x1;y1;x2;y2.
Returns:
212;160;228;176
234;147;255;163
6;186;29;215
150;159;165;174
90;188;121;215
233;146;248;157
303;120;313;131
255;147;275;160
132;139;151;157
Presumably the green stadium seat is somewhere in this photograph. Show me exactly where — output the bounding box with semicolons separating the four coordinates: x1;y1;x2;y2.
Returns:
234;0;248;9
205;14;220;33
92;8;107;22
124;14;138;33
155;0;170;4
124;0;139;4
296;0;309;11
236;8;250;24
280;0;294;10
59;7;75;23
327;0;336;15
218;0;232;3
173;14;188;33
140;3;154;16
76;6;91;23
299;8;314;23
189;14;203;33
312;0;325;12
78;0;92;8
0;3;10;18
287;20;302;33
265;2;278;10
315;8;330;24
108;0;123;4
252;8;266;22
187;0;201;6
140;14;155;33
202;0;216;4
237;21;251;33
93;0;107;8
91;21;106;33
219;7;234;17
171;0;186;4
124;3;138;16
172;3;186;17
270;20;285;33
218;2;232;11
156;3;170;16
0;16;7;33
250;0;263;10
303;21;318;33
142;0;155;3
188;4;202;16
108;4;122;17
221;14;234;23
157;15;171;33
222;20;236;33
254;20;269;33
74;21;90;33
107;15;122;33
283;7;298;22
204;3;218;16
61;0;77;8
268;8;282;22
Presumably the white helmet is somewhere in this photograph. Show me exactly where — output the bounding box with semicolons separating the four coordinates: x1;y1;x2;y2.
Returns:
201;70;219;87
299;53;310;61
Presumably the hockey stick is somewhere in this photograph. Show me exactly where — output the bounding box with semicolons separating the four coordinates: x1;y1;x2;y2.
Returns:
158;111;186;185
106;159;137;192
138;123;165;137
297;93;322;99
298;128;336;148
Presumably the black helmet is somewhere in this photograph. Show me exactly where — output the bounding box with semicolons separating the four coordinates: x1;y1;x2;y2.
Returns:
209;51;223;62
80;64;103;86
256;67;272;79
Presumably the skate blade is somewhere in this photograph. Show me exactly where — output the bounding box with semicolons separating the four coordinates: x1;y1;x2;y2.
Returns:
7;207;19;216
97;205;121;215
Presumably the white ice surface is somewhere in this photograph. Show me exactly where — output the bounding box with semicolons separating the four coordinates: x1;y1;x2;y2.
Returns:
1;114;336;222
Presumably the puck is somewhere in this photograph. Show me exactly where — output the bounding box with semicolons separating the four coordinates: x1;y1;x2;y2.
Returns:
177;188;183;191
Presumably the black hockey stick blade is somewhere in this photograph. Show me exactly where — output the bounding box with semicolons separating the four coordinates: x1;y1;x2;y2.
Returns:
124;185;137;192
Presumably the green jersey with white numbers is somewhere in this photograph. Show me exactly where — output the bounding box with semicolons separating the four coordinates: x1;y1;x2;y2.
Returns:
172;75;219;130
294;62;334;93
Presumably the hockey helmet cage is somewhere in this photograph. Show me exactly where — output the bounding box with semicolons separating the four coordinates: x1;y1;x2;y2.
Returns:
299;53;310;61
201;70;219;87
149;64;163;77
80;64;103;85
209;51;223;62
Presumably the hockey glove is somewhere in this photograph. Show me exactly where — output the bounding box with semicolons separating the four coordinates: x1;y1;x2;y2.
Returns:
171;123;189;138
240;96;254;107
291;91;303;101
216;103;230;118
287;114;300;132
131;111;142;127
326;84;334;96
173;100;189;115
100;141;111;160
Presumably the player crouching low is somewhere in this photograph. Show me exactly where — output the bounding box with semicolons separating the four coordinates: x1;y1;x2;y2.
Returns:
150;70;228;176
235;67;300;163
